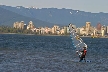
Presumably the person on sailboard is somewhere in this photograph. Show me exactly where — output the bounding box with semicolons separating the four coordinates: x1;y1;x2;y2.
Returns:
79;47;87;62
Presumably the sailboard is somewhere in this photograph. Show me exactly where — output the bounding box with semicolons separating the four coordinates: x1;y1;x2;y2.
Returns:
68;24;87;57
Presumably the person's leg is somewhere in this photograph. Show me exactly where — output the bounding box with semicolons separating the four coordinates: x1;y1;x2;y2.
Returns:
79;56;83;62
83;56;86;62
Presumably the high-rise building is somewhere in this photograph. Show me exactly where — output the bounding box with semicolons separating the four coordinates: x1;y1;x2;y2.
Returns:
86;22;91;35
93;29;97;36
101;26;105;36
86;22;91;30
27;21;35;29
101;29;105;36
106;26;108;34
97;23;101;30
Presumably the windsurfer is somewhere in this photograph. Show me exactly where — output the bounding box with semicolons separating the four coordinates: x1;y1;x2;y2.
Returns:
79;47;87;62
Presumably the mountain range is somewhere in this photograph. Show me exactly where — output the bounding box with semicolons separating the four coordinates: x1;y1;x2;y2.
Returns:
0;5;108;27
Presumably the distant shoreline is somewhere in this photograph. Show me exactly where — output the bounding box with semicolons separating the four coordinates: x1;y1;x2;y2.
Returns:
0;33;108;38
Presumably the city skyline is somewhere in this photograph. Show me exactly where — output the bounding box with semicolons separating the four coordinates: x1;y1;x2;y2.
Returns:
0;0;108;13
12;21;108;37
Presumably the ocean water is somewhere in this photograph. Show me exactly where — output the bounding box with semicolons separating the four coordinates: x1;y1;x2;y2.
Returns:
0;34;108;72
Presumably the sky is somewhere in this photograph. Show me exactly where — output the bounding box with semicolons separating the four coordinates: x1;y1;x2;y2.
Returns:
0;0;108;13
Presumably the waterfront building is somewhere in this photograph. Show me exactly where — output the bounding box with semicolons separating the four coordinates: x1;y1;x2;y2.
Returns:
27;21;35;30
51;25;60;34
101;29;105;36
76;27;80;35
93;29;97;36
96;23;102;34
89;27;96;35
44;27;51;34
101;26;105;36
67;27;70;33
13;22;19;28
13;21;24;29
24;24;27;29
60;28;65;34
36;27;41;34
33;28;37;32
19;21;24;29
40;27;45;34
107;26;108;34
51;27;55;34
47;28;52;34
97;23;101;30
79;27;86;35
56;30;60;35
44;27;48;34
103;25;107;35
85;22;91;35
63;26;67;34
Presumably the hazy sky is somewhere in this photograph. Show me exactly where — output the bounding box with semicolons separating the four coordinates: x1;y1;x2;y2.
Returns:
0;0;108;13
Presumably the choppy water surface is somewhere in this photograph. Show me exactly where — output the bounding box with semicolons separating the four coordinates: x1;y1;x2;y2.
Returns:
0;34;108;72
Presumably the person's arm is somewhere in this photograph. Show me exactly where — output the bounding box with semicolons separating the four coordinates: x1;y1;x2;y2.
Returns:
79;50;83;52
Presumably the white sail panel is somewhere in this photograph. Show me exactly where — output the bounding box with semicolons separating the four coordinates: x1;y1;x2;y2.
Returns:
68;24;87;52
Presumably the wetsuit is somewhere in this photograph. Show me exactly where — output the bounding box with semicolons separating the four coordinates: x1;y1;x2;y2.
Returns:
79;49;87;62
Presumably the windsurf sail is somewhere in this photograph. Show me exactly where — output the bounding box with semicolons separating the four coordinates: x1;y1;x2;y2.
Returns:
68;24;87;56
